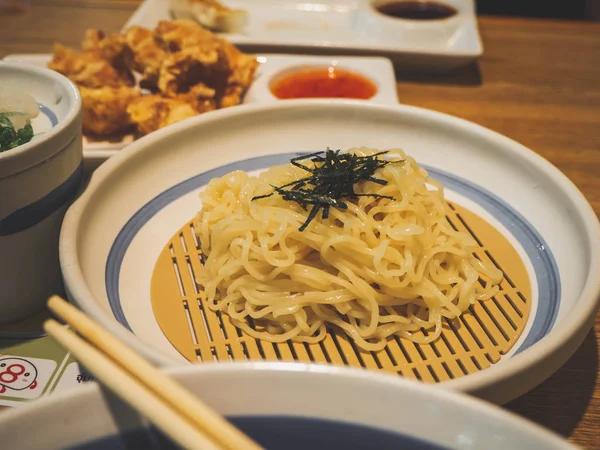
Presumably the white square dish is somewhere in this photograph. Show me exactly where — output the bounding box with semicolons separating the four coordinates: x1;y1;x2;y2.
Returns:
125;0;483;72
3;53;398;157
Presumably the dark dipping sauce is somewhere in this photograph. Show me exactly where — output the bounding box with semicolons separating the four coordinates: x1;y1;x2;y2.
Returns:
376;1;458;20
66;416;449;450
270;68;377;100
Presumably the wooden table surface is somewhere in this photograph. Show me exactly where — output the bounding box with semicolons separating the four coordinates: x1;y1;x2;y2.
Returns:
1;1;599;448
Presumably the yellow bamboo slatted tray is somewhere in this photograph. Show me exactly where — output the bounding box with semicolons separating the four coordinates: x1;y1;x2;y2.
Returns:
151;202;531;383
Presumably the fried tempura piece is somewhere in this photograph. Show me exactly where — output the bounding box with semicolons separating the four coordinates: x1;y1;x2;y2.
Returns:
221;42;258;89
175;83;217;112
48;43;134;89
81;29;104;51
79;86;140;136
73;57;134;88
48;44;90;78
219;84;244;108
127;95;199;135
158;46;230;97
48;21;258;137
123;25;153;52
102;35;133;72
151;20;255;105
124;26;166;90
220;43;259;107
82;29;134;72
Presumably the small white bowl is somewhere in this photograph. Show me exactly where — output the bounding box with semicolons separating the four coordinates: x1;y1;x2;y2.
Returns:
0;62;82;324
0;363;576;449
245;54;398;106
355;0;473;48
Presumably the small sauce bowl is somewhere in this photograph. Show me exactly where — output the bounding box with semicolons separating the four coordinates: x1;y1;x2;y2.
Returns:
242;55;398;107
269;66;378;100
373;0;458;21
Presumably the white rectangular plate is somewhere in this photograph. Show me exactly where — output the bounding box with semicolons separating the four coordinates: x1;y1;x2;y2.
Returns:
125;0;482;72
3;53;398;160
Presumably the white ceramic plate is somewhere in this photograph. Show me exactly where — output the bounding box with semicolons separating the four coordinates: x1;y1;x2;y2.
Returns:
3;54;397;158
126;0;483;72
0;363;576;449
59;100;600;404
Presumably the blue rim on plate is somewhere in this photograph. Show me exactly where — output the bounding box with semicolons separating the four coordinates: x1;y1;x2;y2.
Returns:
105;153;560;356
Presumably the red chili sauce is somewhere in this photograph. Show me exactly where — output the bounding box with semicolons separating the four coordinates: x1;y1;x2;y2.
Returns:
270;68;378;100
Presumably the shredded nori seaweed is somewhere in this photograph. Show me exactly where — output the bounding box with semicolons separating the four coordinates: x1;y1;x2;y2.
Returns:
252;149;402;231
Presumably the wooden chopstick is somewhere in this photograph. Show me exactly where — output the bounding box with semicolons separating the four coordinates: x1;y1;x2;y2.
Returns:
45;296;263;450
44;320;222;450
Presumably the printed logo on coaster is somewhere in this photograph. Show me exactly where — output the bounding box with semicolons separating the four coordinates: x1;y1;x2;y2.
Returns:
0;355;57;400
51;362;96;394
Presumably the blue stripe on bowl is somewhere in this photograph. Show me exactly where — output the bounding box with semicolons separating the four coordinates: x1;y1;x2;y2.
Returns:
0;161;83;236
0;103;76;236
105;153;559;356
39;103;59;127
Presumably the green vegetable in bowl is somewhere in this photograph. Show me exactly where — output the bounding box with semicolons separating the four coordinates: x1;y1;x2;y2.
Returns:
0;89;40;153
0;115;34;152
